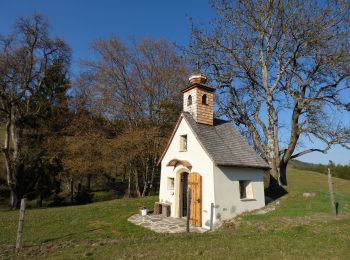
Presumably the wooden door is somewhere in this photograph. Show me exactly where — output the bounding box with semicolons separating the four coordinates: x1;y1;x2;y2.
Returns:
187;172;202;226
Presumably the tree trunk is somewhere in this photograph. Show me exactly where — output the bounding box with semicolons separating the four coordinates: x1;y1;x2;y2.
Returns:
3;119;15;209
10;189;20;209
279;161;288;185
86;175;92;191
37;194;43;208
266;93;281;187
122;166;126;182
266;139;282;188
77;181;82;194
133;169;141;197
141;163;149;197
127;170;131;198
141;183;148;197
70;178;74;203
3;112;23;209
148;161;156;196
268;160;280;187
10;117;23;209
54;177;61;196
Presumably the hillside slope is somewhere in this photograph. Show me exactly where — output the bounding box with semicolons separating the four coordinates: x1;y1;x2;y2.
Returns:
289;159;350;180
0;168;349;259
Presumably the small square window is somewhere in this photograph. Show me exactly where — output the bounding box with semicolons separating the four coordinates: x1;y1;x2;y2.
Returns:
180;135;187;152
167;177;175;190
239;180;254;199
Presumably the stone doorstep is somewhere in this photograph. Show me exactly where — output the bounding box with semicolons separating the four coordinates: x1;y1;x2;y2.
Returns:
128;214;207;233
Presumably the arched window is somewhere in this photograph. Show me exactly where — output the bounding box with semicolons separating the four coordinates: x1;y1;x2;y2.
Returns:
202;94;207;104
187;95;192;106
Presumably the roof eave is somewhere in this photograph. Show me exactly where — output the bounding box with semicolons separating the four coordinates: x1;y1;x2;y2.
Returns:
216;162;271;170
181;83;216;93
157;114;184;166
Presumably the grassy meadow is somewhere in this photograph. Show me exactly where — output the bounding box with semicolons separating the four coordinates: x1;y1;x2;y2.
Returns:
0;168;350;259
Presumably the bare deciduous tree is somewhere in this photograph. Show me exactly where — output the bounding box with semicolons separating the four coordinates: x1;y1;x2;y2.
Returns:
190;0;350;186
0;14;70;208
76;38;188;196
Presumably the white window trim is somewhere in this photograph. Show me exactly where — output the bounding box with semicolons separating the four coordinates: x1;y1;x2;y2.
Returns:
179;134;187;152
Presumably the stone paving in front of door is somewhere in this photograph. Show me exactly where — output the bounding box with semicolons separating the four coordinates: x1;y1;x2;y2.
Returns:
128;214;207;233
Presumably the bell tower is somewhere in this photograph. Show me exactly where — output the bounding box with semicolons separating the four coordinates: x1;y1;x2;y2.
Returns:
182;73;215;125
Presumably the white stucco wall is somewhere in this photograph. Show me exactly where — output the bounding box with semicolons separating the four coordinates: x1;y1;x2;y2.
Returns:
183;88;197;119
213;166;265;223
159;116;215;229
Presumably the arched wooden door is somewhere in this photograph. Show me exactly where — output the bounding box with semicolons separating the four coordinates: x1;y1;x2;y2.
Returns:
188;172;202;226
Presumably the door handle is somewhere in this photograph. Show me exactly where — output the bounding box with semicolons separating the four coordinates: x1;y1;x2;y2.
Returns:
197;198;201;203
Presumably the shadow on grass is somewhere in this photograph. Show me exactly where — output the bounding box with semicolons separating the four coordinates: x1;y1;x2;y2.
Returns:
39;228;102;244
265;185;288;204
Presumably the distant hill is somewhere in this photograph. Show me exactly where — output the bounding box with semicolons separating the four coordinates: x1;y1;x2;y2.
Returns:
289;159;350;180
289;159;325;170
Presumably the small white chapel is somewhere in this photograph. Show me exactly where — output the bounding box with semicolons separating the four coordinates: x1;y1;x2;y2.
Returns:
158;73;269;229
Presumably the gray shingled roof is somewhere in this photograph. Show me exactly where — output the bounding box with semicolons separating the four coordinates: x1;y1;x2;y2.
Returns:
182;112;270;169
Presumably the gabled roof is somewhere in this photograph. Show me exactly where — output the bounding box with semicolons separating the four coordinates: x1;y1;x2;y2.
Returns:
158;112;270;170
181;83;216;93
182;113;269;169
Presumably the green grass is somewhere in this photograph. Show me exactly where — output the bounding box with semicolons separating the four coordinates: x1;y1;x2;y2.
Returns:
1;168;350;259
91;190;118;202
0;191;119;211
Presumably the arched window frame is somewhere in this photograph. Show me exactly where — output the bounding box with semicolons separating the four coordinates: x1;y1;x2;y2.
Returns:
187;95;192;106
202;94;207;105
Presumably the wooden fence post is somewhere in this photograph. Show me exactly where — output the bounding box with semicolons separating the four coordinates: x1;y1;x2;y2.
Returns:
327;168;337;219
15;198;27;252
210;203;214;231
186;188;192;233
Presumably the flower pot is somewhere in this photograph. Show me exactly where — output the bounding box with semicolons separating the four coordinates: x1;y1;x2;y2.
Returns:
140;208;148;216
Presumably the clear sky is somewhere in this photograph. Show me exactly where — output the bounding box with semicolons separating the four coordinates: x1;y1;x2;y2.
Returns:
1;0;349;165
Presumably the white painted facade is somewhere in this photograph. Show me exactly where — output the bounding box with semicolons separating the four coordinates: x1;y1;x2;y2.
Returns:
159;117;215;229
213;166;265;222
159;116;266;229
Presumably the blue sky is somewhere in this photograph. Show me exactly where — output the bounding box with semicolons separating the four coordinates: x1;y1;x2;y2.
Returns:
1;0;349;165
